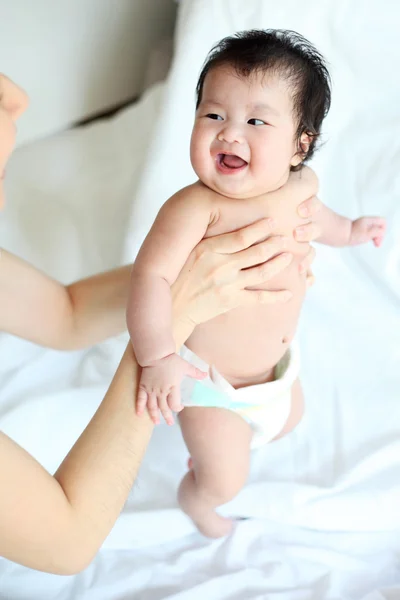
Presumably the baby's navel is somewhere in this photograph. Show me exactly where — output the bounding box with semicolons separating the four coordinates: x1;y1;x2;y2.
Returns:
282;335;289;344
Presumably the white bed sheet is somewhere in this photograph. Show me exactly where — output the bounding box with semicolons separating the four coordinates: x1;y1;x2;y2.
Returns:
1;0;400;598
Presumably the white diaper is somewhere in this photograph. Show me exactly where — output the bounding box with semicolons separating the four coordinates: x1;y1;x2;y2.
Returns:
180;344;300;449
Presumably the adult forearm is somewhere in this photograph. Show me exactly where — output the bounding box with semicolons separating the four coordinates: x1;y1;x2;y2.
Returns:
0;251;132;349
65;265;132;349
53;317;193;574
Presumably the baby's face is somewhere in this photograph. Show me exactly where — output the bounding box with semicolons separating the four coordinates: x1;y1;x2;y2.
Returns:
190;66;303;199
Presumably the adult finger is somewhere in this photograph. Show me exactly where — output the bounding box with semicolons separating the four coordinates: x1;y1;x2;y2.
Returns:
239;251;293;287
233;235;289;270
297;195;322;219
201;218;276;254
294;221;322;243
306;269;315;287
298;245;316;274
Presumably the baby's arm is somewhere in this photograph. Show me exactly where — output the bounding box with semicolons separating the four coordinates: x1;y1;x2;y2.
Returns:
315;204;386;248
127;186;212;424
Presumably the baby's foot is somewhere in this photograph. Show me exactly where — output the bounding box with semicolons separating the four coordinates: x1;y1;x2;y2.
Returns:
181;499;234;538
178;471;234;539
197;514;234;539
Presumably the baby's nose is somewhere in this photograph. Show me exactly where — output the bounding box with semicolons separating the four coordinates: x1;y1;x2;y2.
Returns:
217;123;244;145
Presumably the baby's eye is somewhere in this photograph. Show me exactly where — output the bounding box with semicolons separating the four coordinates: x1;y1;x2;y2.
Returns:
206;113;223;121
248;118;266;126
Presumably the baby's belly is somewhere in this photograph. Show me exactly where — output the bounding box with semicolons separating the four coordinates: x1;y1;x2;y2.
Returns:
186;259;307;387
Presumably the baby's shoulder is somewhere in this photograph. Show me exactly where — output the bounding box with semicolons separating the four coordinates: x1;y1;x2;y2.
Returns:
288;166;319;195
163;181;220;222
173;181;220;203
261;167;319;216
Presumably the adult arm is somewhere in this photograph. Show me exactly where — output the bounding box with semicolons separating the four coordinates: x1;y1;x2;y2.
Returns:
0;249;132;349
0;220;295;575
0;169;321;351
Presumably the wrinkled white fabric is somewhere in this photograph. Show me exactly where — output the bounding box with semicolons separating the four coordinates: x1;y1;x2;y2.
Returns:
1;1;400;597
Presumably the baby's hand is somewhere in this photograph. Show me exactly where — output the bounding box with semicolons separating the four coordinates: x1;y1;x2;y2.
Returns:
350;217;386;248
137;353;207;425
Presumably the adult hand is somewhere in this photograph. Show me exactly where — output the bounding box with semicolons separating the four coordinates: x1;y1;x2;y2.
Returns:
172;218;293;328
295;194;322;287
173;193;322;329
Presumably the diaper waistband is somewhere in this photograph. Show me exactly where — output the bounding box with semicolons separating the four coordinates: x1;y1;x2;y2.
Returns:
180;343;300;408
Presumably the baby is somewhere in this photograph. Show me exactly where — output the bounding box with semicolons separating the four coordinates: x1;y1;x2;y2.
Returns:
127;30;385;538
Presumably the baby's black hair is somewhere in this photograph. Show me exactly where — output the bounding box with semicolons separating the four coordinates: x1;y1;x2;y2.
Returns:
196;29;331;167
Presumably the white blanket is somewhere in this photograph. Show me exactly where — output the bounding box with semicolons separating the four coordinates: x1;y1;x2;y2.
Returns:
1;0;400;598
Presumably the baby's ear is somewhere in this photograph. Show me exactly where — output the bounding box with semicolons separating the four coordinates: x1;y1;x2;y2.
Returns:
291;131;313;167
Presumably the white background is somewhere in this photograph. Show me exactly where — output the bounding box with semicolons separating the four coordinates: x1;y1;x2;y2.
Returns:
0;0;177;145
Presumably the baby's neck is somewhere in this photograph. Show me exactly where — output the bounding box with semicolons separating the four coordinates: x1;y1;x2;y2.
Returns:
199;174;291;202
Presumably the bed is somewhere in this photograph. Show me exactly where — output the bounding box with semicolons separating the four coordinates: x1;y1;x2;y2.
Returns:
1;1;400;598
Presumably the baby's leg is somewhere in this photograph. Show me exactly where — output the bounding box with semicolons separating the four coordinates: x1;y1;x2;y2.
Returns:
178;407;252;538
272;378;304;441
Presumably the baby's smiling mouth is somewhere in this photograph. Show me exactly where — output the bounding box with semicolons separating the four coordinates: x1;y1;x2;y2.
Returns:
216;153;248;172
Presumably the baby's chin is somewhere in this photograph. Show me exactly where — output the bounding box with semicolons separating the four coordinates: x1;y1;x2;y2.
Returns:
201;175;260;200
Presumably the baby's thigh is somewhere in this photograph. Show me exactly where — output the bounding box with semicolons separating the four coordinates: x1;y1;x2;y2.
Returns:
179;407;253;495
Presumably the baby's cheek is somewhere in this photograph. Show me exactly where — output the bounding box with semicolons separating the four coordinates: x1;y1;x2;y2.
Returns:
191;149;208;179
190;138;205;173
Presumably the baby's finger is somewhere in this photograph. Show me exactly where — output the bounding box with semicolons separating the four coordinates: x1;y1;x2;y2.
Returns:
186;363;208;380
159;393;174;426
367;217;386;228
373;235;384;248
147;391;160;425
368;224;386;236
168;387;183;413
240;251;293;286
136;386;148;416
294;221;322;243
